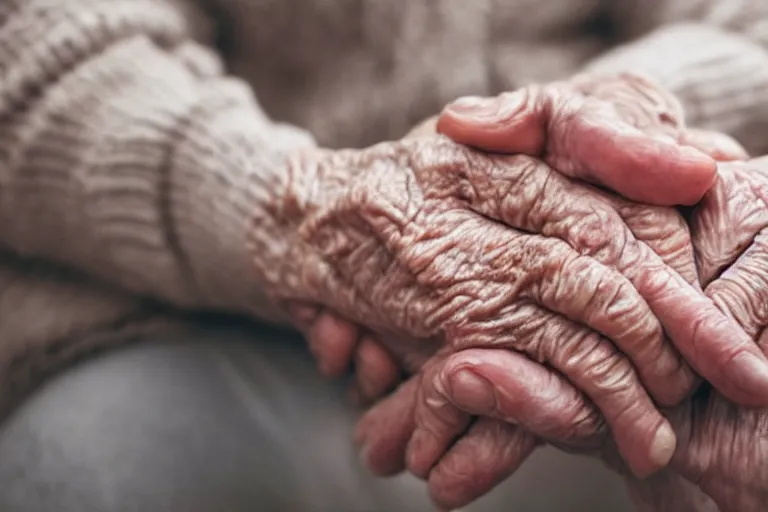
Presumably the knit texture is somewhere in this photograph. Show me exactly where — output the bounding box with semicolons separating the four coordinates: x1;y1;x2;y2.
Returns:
0;0;768;412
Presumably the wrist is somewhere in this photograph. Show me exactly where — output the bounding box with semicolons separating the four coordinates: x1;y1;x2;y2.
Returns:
259;140;420;316
169;80;317;322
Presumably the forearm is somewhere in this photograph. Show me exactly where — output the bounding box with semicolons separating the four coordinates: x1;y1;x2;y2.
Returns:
0;0;317;321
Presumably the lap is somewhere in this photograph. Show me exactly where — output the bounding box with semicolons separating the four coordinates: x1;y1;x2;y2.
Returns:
0;324;633;512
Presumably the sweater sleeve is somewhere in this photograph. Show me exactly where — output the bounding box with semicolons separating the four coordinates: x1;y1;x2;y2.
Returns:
0;0;317;321
585;0;768;154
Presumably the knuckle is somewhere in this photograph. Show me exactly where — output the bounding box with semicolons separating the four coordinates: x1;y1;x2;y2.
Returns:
567;206;631;265
487;155;554;230
584;351;637;398
554;405;607;448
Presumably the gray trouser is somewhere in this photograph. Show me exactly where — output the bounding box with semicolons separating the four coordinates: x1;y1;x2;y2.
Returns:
0;325;634;512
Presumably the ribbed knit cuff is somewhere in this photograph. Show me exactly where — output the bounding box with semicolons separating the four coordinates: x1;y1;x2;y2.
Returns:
585;23;768;154
101;39;318;319
169;77;317;320
0;0;316;322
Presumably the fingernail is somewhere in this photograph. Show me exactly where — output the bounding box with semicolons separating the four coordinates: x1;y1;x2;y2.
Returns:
447;369;496;413
727;352;768;399
649;421;677;468
446;96;502;120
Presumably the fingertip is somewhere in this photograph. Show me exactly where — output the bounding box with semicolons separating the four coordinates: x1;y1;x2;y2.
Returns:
613;143;716;206
671;146;718;206
565;121;717;206
445;367;496;414
309;313;359;377
649;421;677;469
355;337;401;402
437;91;546;155
619;418;677;479
406;428;437;479
722;350;768;407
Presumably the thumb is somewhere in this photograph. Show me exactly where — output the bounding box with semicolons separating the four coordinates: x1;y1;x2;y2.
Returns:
437;88;717;206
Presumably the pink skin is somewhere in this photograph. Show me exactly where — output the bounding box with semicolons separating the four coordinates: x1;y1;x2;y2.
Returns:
358;85;750;509
291;75;749;401
289;303;400;404
294;74;755;509
436;73;721;206
429;157;768;511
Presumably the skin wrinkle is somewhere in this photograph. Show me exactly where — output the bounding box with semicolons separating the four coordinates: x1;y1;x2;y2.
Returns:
349;76;755;509
615;158;768;512
16;1;768;505
486;150;679;386
310;76;768;509
694;166;768;284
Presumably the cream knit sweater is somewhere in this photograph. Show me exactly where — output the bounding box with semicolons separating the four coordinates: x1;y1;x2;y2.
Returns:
0;0;767;414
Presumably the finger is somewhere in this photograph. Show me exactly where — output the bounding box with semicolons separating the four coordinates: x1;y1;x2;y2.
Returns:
425;150;768;406
355;377;419;476
706;229;768;340
446;307;676;478
380;175;691;407
568;72;684;139
681;129;750;162
418;148;692;404
287;301;321;331
437;87;717;206
427;420;539;511
604;196;700;288
354;336;401;402
307;312;360;377
406;346;605;481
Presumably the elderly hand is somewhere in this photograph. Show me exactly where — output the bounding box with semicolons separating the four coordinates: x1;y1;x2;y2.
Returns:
355;188;702;509
352;73;766;509
295;70;745;400
302;72;747;403
292;72;748;404
276;125;768;481
291;71;732;401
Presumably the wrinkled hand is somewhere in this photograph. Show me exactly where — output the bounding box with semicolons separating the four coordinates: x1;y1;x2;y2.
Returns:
356;189;701;509
401;159;768;511
298;72;742;405
293;72;744;403
354;74;763;509
282;131;768;476
624;157;768;512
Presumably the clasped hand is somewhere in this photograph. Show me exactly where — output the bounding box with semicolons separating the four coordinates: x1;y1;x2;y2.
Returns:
280;73;768;511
